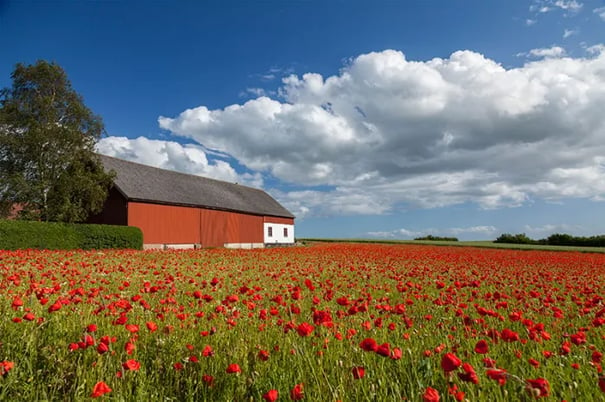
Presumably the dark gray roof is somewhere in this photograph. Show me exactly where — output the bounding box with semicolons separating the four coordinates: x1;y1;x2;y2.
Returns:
99;154;294;219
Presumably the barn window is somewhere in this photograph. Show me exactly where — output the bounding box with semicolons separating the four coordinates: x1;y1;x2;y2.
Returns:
284;227;288;237
268;226;273;237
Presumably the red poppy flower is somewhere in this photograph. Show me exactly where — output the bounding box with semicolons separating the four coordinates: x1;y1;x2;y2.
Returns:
390;347;402;360
501;328;520;342
359;338;378;352
376;343;390;357
97;342;109;355
87;324;98;332
474;340;489;354
226;363;241;374
202;374;214;386
0;361;14;377
526;378;550;398
422;386;440;402
122;359;141;371
202;345;214;357
441;353;461;373
458;363;479;384
91;381;112;398
125;341;135;355
84;335;95;347
11;296;23;310
23;312;35;321
146;321;158;332
352;366;365;379
48;301;62;313
571;332;586;345
448;384;464;401
487;369;508;386
258;349;270;361
296;322;314;337
290;383;304;400
262;389;279;402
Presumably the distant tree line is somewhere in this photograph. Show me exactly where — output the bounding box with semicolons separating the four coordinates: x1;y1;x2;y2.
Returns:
414;235;458;242
494;233;605;247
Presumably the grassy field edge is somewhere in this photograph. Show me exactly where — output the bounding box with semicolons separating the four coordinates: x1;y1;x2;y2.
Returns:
298;238;605;253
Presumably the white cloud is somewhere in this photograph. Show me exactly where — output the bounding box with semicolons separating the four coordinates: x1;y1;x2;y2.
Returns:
158;48;605;217
529;0;582;21
586;44;605;55
554;0;582;12
367;225;498;240
594;6;605;21
528;46;567;58
95;136;263;188
242;87;269;97
526;19;538;26
563;28;578;38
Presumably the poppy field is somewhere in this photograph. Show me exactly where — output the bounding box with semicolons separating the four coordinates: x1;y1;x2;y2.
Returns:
1;243;604;401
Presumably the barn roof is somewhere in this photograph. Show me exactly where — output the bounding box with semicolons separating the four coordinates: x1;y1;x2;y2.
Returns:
98;155;294;219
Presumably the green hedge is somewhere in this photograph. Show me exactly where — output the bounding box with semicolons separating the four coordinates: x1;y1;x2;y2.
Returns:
414;235;458;241
494;232;605;247
0;220;142;250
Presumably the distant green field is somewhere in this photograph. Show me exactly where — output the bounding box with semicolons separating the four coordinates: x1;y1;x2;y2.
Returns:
299;238;605;253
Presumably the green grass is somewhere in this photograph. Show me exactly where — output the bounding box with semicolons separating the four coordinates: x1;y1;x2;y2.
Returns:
299;238;605;253
1;244;604;400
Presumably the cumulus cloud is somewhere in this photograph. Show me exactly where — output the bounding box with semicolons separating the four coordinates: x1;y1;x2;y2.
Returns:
96;136;263;188
527;46;567;58
157;48;605;217
595;6;605;21
367;225;498;240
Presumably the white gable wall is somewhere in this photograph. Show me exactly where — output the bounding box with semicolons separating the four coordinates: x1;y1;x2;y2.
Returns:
264;222;295;244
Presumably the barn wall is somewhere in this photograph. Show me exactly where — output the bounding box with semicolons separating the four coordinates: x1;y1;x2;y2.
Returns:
200;209;263;247
87;187;128;226
128;202;266;247
128;202;200;244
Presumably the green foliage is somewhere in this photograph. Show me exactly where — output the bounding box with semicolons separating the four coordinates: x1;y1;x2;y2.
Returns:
495;232;605;247
546;233;605;247
73;223;143;250
0;60;114;222
494;233;536;244
414;235;458;241
0;219;142;250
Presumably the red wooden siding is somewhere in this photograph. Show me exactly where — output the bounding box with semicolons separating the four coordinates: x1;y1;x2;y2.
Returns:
128;202;264;246
264;216;294;225
200;209;263;247
128;202;200;244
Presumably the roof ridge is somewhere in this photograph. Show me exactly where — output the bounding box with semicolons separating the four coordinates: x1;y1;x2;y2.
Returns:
97;153;261;192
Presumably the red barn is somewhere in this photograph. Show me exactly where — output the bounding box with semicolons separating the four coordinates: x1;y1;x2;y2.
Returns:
90;155;295;249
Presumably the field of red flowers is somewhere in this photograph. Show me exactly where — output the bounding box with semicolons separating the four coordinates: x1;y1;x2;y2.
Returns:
1;243;604;400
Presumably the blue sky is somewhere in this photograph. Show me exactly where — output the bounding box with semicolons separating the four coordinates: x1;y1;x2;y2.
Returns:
2;0;605;240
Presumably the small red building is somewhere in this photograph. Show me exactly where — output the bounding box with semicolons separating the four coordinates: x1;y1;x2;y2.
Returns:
90;155;295;249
